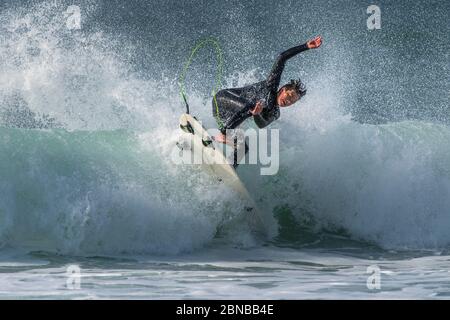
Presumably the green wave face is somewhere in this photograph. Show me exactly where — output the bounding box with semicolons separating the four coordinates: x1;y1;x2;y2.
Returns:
0;1;449;254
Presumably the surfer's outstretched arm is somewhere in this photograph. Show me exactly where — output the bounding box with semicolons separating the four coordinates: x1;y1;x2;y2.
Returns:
266;44;309;87
266;36;322;87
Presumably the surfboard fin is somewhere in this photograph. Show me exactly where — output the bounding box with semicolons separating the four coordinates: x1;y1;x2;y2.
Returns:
180;121;194;134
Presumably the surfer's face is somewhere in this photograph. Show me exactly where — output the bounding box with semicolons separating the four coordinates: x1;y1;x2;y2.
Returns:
277;87;300;107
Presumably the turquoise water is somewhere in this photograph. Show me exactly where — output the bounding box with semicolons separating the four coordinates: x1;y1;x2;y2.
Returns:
0;122;449;299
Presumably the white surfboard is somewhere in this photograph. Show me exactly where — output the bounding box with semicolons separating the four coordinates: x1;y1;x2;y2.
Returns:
178;113;267;236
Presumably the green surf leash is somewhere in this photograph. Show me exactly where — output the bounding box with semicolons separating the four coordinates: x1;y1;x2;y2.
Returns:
178;37;225;130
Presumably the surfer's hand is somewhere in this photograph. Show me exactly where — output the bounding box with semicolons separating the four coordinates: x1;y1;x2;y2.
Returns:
307;36;322;49
250;101;264;115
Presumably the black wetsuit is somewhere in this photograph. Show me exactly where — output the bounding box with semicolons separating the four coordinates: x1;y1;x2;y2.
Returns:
212;43;309;134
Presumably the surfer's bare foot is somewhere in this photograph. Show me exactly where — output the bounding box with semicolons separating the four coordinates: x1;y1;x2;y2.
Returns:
214;133;233;146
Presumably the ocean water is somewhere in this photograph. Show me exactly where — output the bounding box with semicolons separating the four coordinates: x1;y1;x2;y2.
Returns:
0;0;449;299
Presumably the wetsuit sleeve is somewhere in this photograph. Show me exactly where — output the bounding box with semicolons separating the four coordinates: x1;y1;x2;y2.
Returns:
254;107;280;128
222;108;252;132
266;43;309;88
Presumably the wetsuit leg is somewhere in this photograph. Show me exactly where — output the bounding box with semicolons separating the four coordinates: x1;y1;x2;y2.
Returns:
233;138;249;169
212;89;252;168
212;89;253;134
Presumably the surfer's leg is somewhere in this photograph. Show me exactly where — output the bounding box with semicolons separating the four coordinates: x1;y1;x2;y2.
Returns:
212;89;251;135
211;92;249;167
232;132;249;168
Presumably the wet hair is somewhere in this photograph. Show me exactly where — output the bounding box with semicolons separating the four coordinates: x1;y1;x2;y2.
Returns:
282;79;307;98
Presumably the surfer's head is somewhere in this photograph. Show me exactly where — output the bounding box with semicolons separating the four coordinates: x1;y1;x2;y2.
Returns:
277;79;307;107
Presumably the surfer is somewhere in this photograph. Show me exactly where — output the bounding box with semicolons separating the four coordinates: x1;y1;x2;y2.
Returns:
212;36;322;145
